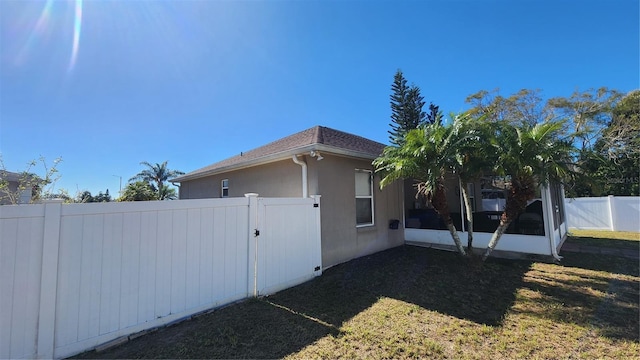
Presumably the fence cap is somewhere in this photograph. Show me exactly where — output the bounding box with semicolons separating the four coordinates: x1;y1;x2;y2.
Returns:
41;199;64;204
244;193;259;198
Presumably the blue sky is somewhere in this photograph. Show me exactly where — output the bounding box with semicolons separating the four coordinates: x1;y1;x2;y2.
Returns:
1;0;638;197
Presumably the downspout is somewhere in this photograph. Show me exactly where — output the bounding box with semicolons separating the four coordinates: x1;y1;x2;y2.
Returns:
292;155;308;198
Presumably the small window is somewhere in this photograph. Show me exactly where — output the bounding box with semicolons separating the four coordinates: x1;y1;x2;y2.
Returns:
355;169;374;226
221;179;229;198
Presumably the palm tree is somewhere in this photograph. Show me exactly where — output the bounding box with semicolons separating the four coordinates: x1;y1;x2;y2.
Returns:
158;184;178;200
118;181;157;201
448;113;496;253
482;120;575;260
374;122;467;256
129;161;184;200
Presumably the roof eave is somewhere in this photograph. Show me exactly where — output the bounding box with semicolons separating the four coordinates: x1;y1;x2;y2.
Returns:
171;144;382;183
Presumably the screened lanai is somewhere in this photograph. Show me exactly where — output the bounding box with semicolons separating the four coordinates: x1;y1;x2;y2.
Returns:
403;175;568;259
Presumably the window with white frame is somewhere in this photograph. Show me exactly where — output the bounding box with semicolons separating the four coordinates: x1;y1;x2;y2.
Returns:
355;169;374;226
221;179;229;197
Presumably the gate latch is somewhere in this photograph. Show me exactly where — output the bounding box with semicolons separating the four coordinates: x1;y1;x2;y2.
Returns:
254;229;260;237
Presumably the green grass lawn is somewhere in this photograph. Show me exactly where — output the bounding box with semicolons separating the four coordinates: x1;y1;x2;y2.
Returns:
73;243;639;359
567;229;640;250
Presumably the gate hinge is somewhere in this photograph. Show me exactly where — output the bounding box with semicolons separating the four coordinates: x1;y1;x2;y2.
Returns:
313;203;319;208
314;266;320;272
254;229;260;237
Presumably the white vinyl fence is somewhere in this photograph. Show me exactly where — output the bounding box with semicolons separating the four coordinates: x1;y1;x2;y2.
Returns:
564;196;640;232
1;194;322;359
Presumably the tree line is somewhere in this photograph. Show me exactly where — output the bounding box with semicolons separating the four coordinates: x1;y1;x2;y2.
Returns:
0;159;184;204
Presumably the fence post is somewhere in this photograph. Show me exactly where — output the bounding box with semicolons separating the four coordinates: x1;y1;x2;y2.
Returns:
607;195;616;231
37;200;63;359
244;193;259;297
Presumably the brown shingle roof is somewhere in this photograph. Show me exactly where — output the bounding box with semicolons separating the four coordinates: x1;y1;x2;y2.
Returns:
173;126;386;182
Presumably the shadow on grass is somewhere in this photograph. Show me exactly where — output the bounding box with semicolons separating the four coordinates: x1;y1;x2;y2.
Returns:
560;251;640;276
565;236;640;250
73;298;340;359
271;245;531;328
518;251;639;341
72;245;638;359
517;275;639;341
73;246;530;359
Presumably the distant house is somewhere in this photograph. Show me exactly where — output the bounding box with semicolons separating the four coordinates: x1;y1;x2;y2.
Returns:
0;170;35;205
172;126;405;268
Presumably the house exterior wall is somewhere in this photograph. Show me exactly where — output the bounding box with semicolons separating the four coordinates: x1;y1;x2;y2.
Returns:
178;154;404;268
178;160;303;199
312;155;404;268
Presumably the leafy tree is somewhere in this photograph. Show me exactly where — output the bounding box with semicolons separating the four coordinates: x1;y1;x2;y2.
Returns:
75;189;112;203
546;87;622;151
604;89;640;162
375;122;467;256
41;188;75;203
77;190;95;203
388;70;427;146
118;181;157;201
129;161;184;200
483;121;575;260
580;150;638;196
0;155;62;204
545;87;632;196
94;190;112;202
568;90;639;197
465;89;548;127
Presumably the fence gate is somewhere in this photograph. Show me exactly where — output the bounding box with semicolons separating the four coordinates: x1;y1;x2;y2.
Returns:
252;196;322;296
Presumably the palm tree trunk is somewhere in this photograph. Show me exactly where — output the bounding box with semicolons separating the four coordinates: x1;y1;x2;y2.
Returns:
482;218;511;261
445;221;466;255
482;176;533;261
432;184;466;256
460;182;474;253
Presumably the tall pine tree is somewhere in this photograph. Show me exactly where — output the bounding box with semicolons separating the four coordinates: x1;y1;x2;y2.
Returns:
426;102;442;125
388;70;427;146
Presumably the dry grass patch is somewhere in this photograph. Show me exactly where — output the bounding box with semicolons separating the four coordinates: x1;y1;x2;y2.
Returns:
73;245;639;360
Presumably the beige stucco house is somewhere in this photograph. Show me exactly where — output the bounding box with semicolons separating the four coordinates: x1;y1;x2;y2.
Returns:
172;126;405;268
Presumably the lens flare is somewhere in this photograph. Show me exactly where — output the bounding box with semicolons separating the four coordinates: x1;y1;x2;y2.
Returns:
68;0;83;72
15;0;54;66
